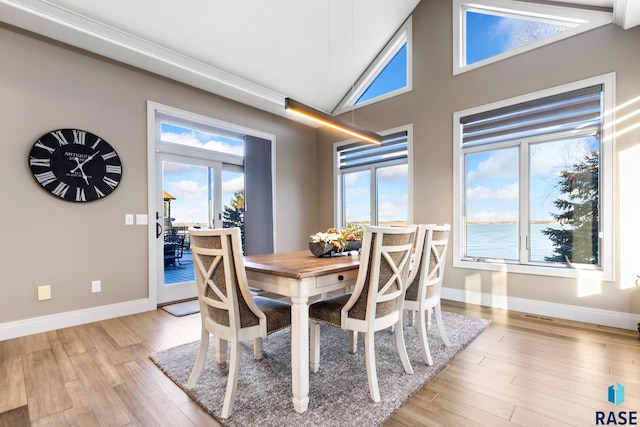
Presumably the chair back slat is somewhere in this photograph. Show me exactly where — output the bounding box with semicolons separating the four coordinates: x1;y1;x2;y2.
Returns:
343;226;416;325
189;228;265;335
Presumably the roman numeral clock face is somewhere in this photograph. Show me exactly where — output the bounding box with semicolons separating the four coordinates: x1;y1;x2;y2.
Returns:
28;129;123;202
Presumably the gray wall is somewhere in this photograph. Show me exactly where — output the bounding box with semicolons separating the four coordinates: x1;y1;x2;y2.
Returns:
1;24;318;324
317;1;640;319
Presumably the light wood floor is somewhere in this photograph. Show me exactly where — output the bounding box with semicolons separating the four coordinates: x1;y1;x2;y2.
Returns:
1;301;638;427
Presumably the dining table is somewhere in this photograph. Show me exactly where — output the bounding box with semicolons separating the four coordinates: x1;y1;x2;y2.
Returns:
244;249;361;414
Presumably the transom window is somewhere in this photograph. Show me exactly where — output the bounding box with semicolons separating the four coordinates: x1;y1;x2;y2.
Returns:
453;74;614;280
335;128;411;228
453;0;613;75
160;122;244;156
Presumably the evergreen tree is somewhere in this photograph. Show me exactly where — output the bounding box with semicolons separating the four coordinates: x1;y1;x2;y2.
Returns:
223;189;245;248
541;151;599;264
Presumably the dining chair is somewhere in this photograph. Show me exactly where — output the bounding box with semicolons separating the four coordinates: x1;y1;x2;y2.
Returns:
309;225;416;403
404;224;451;365
186;227;291;419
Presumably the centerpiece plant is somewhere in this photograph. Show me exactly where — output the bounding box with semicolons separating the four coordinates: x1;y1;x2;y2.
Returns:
309;224;364;257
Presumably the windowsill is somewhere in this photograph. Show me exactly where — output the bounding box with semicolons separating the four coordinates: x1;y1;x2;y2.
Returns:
453;258;612;281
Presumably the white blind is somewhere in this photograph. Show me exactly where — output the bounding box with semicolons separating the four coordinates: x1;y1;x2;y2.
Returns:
338;131;408;170
460;84;603;146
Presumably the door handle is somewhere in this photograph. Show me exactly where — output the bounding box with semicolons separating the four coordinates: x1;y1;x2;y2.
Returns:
156;222;162;238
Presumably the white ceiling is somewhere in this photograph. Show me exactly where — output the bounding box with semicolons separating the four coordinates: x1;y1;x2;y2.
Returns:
1;0;637;123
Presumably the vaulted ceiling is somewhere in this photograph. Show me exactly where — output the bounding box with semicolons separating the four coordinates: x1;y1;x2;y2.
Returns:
1;0;637;124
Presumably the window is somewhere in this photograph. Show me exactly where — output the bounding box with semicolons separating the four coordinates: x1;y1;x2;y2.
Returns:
335;128;411;227
355;44;407;105
453;0;613;75
453;74;614;280
333;18;412;115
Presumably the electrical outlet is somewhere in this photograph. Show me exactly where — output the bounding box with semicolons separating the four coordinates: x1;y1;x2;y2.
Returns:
37;285;51;301
91;280;101;293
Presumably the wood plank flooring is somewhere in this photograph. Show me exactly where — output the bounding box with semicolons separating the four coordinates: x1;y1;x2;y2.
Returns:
1;301;638;426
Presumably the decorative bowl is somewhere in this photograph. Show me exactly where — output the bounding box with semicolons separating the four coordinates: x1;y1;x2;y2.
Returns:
309;241;335;257
344;240;362;253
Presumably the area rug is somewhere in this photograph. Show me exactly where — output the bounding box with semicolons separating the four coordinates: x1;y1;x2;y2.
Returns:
161;299;200;317
150;311;490;426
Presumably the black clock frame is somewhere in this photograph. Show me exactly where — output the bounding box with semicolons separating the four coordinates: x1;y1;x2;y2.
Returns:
28;128;123;202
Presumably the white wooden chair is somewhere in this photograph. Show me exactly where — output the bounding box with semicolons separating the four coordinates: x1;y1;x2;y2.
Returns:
404;224;451;365
186;227;291;419
309;225;416;402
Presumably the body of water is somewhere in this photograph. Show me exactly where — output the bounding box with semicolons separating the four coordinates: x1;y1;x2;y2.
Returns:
466;223;563;262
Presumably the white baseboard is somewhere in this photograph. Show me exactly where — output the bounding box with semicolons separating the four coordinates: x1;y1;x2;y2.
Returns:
0;299;151;341
442;288;640;331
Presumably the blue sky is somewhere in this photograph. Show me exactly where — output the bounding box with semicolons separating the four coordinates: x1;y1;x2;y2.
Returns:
356;44;407;104
343;164;408;224
466;11;571;65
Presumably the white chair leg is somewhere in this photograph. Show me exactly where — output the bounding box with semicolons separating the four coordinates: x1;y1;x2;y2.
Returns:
416;308;433;365
310;320;321;373
364;332;380;402
215;337;228;364
434;303;451;347
349;331;358;354
253;337;264;360
409;310;416;327
394;319;415;374
220;341;241;419
187;327;209;388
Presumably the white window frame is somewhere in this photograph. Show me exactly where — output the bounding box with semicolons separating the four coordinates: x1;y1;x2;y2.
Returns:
453;0;613;75
334;125;413;227
452;73;615;280
333;18;413;115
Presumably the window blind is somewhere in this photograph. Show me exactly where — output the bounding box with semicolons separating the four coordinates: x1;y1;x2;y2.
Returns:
338;131;408;170
460;84;603;146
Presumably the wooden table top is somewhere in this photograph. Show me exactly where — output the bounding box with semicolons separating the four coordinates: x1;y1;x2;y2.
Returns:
244;250;361;279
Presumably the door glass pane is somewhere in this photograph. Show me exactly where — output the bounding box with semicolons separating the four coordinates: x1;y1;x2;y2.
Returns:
532;137;600;264
163;161;211;285
343;170;371;227
465;147;519;260
376;164;408;226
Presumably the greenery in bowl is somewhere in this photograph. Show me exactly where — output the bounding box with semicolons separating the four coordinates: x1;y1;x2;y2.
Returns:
309;224;363;256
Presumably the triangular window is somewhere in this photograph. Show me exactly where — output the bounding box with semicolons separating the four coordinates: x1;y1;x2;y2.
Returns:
454;0;613;75
333;18;412;114
355;43;407;105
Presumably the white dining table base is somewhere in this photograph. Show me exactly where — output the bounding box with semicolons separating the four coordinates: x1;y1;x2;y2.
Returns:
244;251;360;414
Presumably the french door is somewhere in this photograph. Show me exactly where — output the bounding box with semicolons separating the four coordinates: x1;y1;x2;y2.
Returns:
155;153;224;304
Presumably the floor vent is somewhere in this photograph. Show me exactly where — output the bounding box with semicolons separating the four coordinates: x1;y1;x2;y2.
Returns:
524;313;555;322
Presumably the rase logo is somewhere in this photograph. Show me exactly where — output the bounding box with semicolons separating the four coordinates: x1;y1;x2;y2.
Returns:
596;382;637;425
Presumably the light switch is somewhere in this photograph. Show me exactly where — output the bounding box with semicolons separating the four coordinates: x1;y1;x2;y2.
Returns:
125;214;134;225
136;214;148;225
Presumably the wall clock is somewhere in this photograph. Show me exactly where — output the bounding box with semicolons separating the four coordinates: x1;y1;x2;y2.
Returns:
28;128;123;202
